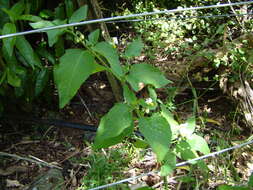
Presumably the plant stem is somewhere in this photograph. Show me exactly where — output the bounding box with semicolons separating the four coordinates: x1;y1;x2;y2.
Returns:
0;54;5;69
176;81;218;106
87;0;123;102
164;176;169;190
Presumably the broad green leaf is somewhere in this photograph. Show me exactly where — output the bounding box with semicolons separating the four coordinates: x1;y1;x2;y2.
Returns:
33;53;42;67
92;63;106;74
148;86;157;101
178;176;195;183
161;105;179;140
2;9;15;23
94;103;134;149
160;151;176;176
123;83;137;105
16;51;30;67
13;72;25;97
11;0;25;16
133;138;149;149
2;45;19;67
175;140;197;161
92;42;123;78
126;63;171;91
55;3;65;20
7;60;26;77
39;9;54;19
30;20;66;47
87;29;100;46
2;1;24;22
54;49;95;108
0;70;7;85
186;134;210;154
69;5;88;23
139;114;172;162
55;37;65;57
35;68;49;96
47;29;66;47
179;116;196;137
2;23;16;57
29;20;54;28
0;0;10;28
197;160;209;172
16;36;41;69
65;0;74;18
215;24;225;35
47;20;67;47
6;61;26;88
14;72;26;97
18;14;42;22
124;37;144;58
7;68;21;87
218;185;249;190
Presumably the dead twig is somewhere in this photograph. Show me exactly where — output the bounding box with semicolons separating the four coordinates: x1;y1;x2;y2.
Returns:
4;140;40;151
65;165;83;188
60;149;83;164
78;91;94;120
227;0;245;30
0;152;62;170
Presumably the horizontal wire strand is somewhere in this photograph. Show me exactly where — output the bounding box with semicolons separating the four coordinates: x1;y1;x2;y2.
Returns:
89;139;253;190
106;12;253;23
0;1;253;39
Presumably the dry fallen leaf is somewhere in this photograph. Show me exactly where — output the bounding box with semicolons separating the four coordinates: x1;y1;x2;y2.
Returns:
6;179;23;188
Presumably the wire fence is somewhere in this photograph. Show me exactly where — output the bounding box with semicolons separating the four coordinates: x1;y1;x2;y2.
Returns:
1;1;253;189
89;139;253;190
0;1;253;39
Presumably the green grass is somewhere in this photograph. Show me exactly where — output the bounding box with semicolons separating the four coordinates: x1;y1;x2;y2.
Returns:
78;146;136;189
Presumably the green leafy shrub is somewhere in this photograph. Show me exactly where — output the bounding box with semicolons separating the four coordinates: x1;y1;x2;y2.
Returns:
79;149;131;189
218;172;253;190
0;1;211;181
0;0;51;111
117;0;252;61
0;0;90;112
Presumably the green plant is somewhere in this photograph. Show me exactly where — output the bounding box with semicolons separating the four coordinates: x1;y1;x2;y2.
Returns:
78;148;131;189
30;10;210;179
116;0;253;63
1;1;211;185
0;0;59;112
0;0;96;112
218;172;253;190
1;1;253;189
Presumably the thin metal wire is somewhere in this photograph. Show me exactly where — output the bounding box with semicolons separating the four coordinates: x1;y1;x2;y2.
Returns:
106;12;253;23
89;139;253;190
0;1;253;39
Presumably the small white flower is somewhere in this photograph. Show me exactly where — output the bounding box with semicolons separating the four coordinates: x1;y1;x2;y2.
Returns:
145;98;153;104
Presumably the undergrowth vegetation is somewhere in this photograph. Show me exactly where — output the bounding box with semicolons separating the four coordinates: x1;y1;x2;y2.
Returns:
0;0;253;189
